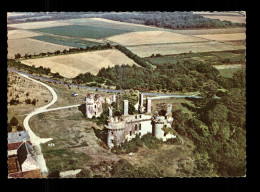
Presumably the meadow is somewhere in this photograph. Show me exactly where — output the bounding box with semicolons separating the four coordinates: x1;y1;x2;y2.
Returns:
146;50;245;66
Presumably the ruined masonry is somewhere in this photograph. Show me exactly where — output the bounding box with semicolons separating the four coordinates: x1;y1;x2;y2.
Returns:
105;92;176;149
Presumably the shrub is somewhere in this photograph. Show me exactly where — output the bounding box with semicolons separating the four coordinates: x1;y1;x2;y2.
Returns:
76;169;92;178
17;125;24;131
32;99;37;105
10;117;19;126
25;98;31;104
10;99;19;105
47;171;60;178
8;123;12;133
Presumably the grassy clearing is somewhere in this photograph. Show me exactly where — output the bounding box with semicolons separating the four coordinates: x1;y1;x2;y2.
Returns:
33;25;134;39
41;143;91;173
146;50;245;66
217;66;244;78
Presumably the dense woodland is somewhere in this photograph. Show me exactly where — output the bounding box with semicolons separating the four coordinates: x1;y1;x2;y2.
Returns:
101;12;245;29
74;61;230;93
171;68;246;176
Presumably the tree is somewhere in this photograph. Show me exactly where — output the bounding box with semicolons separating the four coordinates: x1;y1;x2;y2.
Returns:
10;117;19;126
14;53;21;59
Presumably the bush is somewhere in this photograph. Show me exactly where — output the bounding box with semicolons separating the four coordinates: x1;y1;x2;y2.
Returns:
76;169;91;178
8;123;12;133
10;117;19;126
32;99;37;105
25;98;31;104
47;171;60;178
10;99;19;105
17;125;24;131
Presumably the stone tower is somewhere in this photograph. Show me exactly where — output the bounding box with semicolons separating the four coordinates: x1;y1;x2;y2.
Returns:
146;97;151;113
123;100;129;116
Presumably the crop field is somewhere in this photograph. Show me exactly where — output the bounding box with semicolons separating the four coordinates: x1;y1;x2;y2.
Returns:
8;29;42;40
170;27;245;35
32;35;103;48
8;38;74;59
202;15;246;24
127;41;245;58
14;15;53;21
21;49;138;78
64;17;159;32
193;33;246;42
106;31;208;46
32;25;134;39
7;20;72;29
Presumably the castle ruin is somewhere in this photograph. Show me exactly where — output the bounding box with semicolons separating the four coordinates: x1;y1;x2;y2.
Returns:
105;92;176;149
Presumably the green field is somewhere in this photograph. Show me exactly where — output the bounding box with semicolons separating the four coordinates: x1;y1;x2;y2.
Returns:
146;50;245;66
33;25;134;39
218;67;243;78
32;35;103;48
64;18;158;32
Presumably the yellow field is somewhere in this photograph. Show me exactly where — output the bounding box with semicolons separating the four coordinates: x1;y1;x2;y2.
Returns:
7;20;71;29
194;33;246;42
107;31;207;46
21;49;138;78
203;15;246;24
8;38;74;59
171;27;245;35
127;41;245;57
8;29;42;40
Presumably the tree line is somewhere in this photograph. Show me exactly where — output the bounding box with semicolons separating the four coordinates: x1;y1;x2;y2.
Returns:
14;43;112;59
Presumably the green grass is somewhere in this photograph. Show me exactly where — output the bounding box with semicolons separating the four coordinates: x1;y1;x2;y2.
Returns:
218;67;242;78
33;25;134;39
41;143;91;173
32;35;103;48
146;50;245;66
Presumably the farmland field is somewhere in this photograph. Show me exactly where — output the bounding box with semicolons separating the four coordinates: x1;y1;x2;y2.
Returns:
193;33;245;42
64;17;159;32
7;20;72;29
32;35;103;48
8;38;74;59
106;31;208;46
32;25;135;39
8;29;41;39
170;27;245;35
202;15;246;24
127;41;245;58
21;49;138;78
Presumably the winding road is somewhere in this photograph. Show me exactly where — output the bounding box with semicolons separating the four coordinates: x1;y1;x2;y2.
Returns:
12;70;81;175
8;68;202;98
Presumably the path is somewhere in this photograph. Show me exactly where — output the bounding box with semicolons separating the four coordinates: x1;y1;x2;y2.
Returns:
8;68;203;98
13;71;81;175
